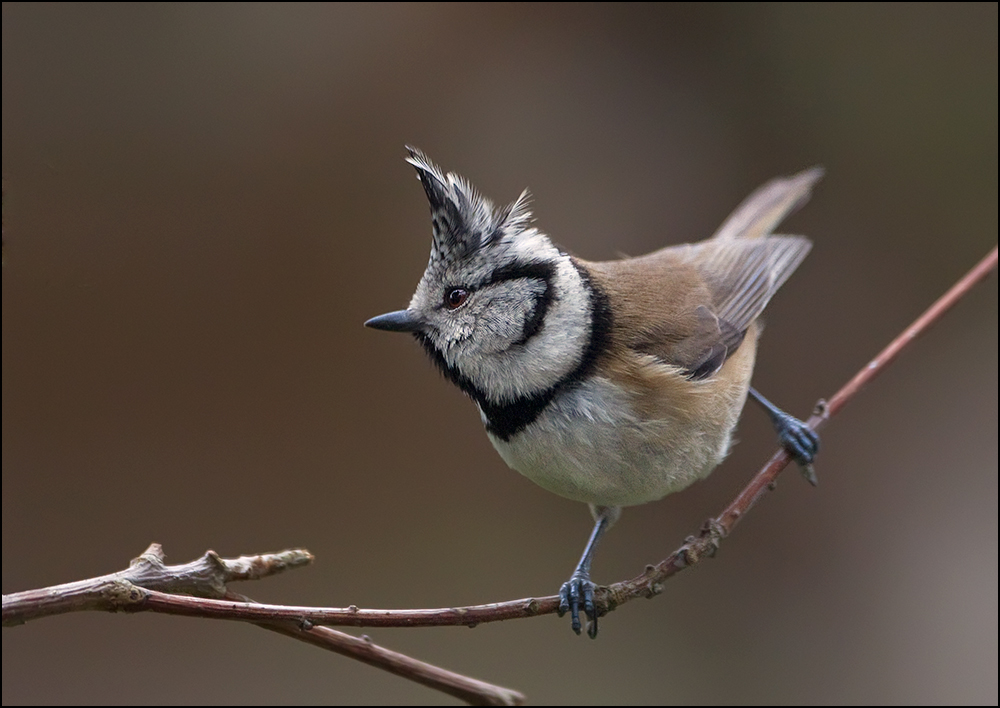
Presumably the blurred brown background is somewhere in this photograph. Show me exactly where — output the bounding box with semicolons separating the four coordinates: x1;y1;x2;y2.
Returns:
3;3;996;704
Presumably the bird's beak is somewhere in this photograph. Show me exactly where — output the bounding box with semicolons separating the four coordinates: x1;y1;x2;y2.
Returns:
364;309;424;333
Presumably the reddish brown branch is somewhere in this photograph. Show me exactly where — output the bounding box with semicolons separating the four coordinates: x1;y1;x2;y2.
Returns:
823;244;998;420
3;246;993;703
7;246;992;635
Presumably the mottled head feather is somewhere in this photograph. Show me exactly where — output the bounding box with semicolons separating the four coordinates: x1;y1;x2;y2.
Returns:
404;146;534;267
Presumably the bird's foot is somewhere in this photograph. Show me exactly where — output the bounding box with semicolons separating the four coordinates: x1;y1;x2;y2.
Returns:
558;572;600;638
772;410;820;485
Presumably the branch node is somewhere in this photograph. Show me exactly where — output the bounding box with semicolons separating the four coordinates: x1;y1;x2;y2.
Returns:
137;543;166;563
130;545;166;572
681;541;700;566
105;580;148;611
204;550;226;572
700;518;727;553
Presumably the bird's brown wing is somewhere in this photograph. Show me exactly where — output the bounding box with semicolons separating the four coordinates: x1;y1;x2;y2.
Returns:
585;167;820;379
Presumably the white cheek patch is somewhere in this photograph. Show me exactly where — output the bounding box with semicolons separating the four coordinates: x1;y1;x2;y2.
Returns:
450;255;593;404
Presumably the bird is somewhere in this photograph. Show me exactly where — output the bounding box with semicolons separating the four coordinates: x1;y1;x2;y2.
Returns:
365;147;821;638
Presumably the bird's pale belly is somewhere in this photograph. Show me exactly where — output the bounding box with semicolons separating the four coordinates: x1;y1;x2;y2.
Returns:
486;376;740;507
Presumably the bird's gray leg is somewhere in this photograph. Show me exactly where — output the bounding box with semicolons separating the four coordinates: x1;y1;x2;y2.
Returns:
559;505;619;638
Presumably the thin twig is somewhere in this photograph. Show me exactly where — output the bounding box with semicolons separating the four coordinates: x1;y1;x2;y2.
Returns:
706;243;1000;535
238;593;524;707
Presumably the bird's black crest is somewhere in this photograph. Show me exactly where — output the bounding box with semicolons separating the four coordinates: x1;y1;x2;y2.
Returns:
404;146;534;265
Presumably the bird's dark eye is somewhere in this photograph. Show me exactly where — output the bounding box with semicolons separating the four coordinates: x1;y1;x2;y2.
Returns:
444;287;470;310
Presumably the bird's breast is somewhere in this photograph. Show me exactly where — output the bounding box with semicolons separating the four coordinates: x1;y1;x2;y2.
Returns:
485;368;746;507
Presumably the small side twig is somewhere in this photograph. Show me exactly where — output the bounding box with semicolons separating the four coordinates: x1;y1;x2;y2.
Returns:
1;543;312;626
2;544;525;706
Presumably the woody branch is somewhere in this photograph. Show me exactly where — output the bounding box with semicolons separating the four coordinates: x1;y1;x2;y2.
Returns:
3;244;995;701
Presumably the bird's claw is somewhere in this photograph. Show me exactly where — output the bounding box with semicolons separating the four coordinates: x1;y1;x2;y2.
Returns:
559;573;599;638
772;411;820;484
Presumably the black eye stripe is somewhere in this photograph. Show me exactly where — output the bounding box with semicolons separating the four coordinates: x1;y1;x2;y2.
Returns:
482;261;556;287
442;261;555;306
